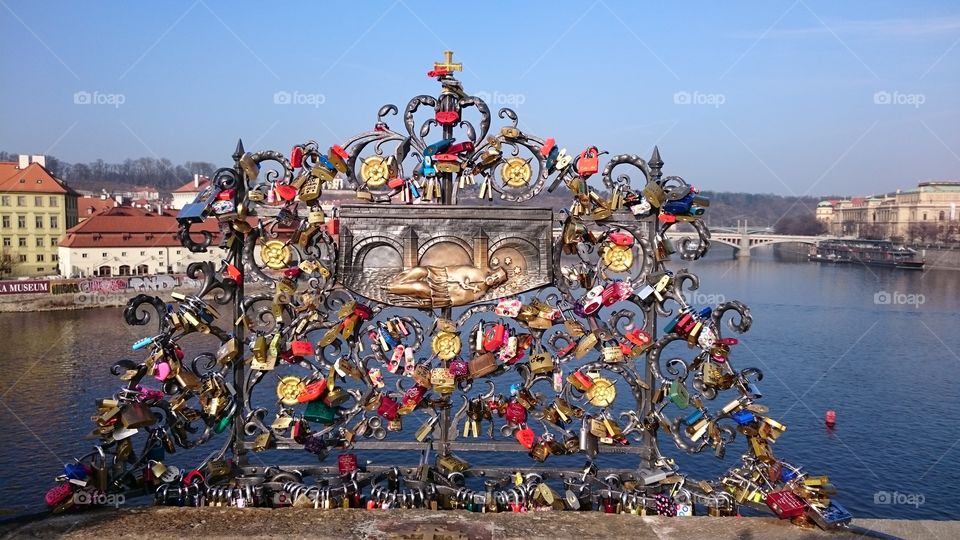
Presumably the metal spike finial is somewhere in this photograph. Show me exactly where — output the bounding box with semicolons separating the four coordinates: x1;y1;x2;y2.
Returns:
233;139;245;163
649;145;663;179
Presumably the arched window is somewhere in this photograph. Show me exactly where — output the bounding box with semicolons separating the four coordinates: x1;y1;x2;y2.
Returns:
118;265;131;276
137;264;149;275
98;265;111;277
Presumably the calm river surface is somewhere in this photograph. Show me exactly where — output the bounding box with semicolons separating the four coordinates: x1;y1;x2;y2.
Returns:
1;247;958;519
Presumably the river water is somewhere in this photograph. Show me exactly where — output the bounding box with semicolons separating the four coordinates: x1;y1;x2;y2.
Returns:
0;246;958;520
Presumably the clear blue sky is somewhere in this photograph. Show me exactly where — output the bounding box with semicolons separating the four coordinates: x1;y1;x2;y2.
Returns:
1;0;957;197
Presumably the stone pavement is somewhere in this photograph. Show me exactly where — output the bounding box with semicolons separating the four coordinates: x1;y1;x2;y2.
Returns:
2;508;957;539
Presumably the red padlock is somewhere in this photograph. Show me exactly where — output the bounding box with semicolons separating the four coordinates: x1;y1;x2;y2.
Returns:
290;340;314;357
298;379;327;403
504;402;527;425
433;153;459;162
436;111;460;125
353;303;373;320
326;212;340;236
45;483;73;507
483;323;506;352
290;146;304;169
608;231;634;247
540;138;556;158
377;395;400;420
338;453;358;475
625;328;652;347
275;184;297;202
577;146;600;177
331;144;349;161
448;141;474;154
388;177;405;190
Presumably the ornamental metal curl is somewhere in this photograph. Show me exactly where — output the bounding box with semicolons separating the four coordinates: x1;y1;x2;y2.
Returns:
52;52;848;531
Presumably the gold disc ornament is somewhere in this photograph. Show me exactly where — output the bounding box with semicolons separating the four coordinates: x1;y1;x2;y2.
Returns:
260;240;292;270
432;331;461;361
602;244;633;272
585;376;617;407
276;376;305;406
360;156;390;187
501;157;532;188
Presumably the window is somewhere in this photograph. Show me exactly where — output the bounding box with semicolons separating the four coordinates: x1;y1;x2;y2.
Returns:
17;215;26;228
940;211;946;221
36;254;44;262
1;216;8;228
35;216;44;229
140;251;145;256
50;216;58;229
118;265;131;276
36;237;43;247
1;196;8;206
137;264;149;275
18;255;27;263
36;267;43;272
52;254;58;262
102;252;107;257
17;196;26;206
158;250;163;255
34;196;43;207
2;237;9;247
98;265;111;277
176;250;181;255
121;251;126;256
18;237;27;248
82;253;88;258
923;213;927;221
49;196;58;207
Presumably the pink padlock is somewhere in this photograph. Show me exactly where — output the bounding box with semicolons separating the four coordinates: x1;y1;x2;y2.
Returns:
495;299;522;318
45;482;73;507
154;361;172;381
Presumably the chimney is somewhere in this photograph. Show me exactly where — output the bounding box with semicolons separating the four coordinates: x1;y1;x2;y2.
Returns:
194;173;199;188
17;155;29;169
30;155;45;168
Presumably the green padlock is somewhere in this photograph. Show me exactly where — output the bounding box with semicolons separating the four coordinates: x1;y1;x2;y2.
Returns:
304;400;336;424
669;379;690;409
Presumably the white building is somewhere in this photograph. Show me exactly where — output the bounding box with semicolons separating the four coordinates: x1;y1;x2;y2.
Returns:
57;206;222;277
172;174;211;210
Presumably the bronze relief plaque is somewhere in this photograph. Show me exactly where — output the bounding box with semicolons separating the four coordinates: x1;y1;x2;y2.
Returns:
336;204;553;307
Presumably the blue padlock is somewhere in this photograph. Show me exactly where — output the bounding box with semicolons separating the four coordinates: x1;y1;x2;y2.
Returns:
683;409;704;425
132;336;155;350
64;462;88;480
731;409;755;426
424;138;455;156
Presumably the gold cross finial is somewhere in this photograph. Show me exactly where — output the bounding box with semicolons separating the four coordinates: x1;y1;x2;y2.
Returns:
434;50;462;73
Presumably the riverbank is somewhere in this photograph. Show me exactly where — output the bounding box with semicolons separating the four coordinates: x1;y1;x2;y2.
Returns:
0;277;270;313
1;507;954;539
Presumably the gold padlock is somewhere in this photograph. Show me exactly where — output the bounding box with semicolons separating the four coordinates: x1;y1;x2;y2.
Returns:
601;345;624;363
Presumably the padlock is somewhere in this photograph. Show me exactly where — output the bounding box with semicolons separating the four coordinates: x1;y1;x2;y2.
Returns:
469;352;498;378
528;352;554;375
120;402;156;429
577;146;600;177
766;490;807;519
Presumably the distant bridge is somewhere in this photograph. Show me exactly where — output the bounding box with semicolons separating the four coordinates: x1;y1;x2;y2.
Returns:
665;228;826;258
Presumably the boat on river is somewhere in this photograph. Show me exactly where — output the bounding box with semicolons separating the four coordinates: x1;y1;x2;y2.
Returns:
808;239;924;270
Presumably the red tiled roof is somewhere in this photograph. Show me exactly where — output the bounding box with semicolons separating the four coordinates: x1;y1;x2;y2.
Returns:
59;211;222;248
0;162;73;194
174;177;210;193
79;196;118;216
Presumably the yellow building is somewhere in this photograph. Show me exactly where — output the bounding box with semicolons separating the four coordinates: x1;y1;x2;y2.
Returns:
0;155;79;277
817;181;960;243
